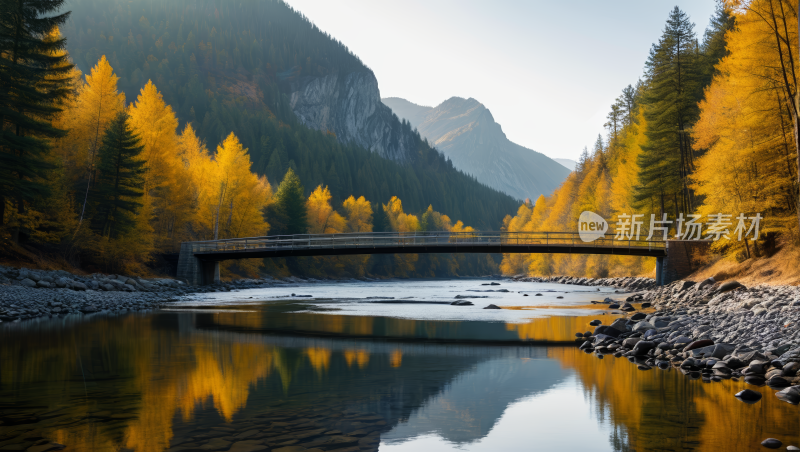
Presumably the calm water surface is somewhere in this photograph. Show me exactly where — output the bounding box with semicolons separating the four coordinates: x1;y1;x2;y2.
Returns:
1;279;799;451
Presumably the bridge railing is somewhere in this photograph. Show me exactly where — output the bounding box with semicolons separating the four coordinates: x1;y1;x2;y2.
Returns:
189;231;667;254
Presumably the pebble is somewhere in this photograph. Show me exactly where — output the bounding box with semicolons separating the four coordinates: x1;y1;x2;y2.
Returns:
761;438;782;449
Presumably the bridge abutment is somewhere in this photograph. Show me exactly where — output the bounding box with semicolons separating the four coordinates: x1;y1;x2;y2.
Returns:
177;243;220;285
656;240;710;286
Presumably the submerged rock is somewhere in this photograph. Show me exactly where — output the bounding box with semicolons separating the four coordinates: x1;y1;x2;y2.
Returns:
450;300;474;306
735;389;762;403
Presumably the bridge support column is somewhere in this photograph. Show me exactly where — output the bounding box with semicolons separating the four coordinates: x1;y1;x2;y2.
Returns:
657;240;711;286
177;243;220;285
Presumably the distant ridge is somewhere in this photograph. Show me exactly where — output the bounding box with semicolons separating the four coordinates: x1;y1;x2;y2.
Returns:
383;97;571;201
554;158;577;171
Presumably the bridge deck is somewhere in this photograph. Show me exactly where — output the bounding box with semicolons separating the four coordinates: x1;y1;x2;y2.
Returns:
188;232;667;260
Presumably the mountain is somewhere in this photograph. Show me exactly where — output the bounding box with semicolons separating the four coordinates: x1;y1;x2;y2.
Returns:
60;0;519;229
383;97;571;201
554;158;577;171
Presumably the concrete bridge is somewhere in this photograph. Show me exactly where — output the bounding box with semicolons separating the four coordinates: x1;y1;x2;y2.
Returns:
176;231;704;286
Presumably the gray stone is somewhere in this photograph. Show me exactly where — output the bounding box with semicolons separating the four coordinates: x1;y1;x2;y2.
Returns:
632;341;656;356
19;278;36;288
719;280;744;292
760;438;782;449
632;321;655;332
609;318;629;332
697;277;715;289
593;325;621;338
622;337;642;348
653;319;670;328
71;281;87;291
737;350;769;364
782;362;800;376
36;280;51;288
767;375;790;387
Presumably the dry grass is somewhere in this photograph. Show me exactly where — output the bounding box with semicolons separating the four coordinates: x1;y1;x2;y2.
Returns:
689;244;800;286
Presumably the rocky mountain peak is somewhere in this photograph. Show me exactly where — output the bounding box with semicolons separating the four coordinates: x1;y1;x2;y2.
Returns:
383;96;570;201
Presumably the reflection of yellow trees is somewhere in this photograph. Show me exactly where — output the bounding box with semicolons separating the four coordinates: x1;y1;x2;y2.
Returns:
343;349;370;369
0;317;333;452
390;349;402;368
505;315;618;342
549;347;800;450
305;347;332;375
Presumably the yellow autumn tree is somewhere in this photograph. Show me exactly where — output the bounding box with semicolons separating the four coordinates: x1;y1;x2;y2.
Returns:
196;133;272;278
72;56;126;181
199;133;271;240
383;196;420;233
177;123;210;224
342;196;373;233
306;185;346;234
693;1;798;258
127;80;195;250
381;197;420;276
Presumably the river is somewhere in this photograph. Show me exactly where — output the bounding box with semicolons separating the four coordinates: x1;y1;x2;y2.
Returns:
1;279;798;451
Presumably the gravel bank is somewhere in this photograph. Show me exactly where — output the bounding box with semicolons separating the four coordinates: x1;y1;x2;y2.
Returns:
511;274;658;291
0;265;299;323
555;276;800;410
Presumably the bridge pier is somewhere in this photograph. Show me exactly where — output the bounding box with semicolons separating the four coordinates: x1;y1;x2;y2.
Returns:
656;240;711;286
177;243;220;285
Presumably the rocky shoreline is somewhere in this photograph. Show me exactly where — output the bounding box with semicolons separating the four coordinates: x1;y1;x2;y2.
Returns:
511;274;659;291
0;265;323;324
533;275;800;414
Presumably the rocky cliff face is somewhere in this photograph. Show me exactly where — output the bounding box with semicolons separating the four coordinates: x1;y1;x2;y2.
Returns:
289;71;416;164
383;97;571;201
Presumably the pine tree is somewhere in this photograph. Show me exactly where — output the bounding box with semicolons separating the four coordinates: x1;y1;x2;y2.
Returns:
89;112;145;238
636;7;702;216
0;0;73;226
699;2;736;91
274;168;308;235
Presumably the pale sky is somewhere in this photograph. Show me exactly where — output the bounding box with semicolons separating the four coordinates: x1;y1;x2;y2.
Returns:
284;0;717;161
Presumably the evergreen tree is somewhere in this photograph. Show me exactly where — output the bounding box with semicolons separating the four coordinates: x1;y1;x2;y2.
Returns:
699;2;736;91
89;112;145;238
0;0;73;226
635;7;702;216
273;168;308;235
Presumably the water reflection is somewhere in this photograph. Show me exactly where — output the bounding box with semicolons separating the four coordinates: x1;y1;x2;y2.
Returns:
202;306;618;343
1;311;799;452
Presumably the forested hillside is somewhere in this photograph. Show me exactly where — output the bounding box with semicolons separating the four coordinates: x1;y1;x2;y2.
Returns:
0;0;514;278
501;3;799;278
59;0;518;229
